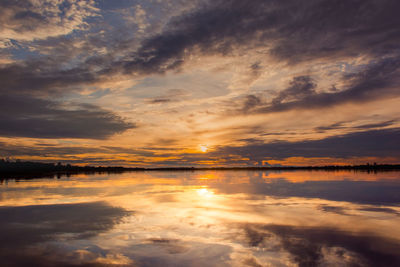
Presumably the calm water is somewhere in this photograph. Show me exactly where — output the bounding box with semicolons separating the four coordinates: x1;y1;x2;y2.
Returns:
1;170;400;267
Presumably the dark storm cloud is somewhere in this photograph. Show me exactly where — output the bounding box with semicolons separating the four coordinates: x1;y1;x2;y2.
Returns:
3;1;400;88
0;95;135;139
7;0;400;74
0;1;124;140
0;59;99;96
1;0;400;140
115;0;400;120
3;0;400;92
234;57;400;115
118;0;400;74
267;0;400;62
240;224;400;267
212;128;400;160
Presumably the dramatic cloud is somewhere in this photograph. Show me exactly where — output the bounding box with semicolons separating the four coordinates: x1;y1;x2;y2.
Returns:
0;0;399;163
0;95;135;139
4;0;399;93
0;201;130;267
0;59;100;96
118;0;400;74
0;0;98;44
271;76;317;106
233;57;400;115
0;201;129;247
213;128;400;160
241;224;400;266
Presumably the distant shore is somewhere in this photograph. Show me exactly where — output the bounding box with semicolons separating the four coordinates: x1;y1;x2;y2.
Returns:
1;160;400;180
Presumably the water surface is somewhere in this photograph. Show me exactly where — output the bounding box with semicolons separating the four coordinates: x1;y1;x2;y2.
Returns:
1;170;400;266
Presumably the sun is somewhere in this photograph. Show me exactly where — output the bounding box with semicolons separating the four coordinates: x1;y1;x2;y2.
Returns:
199;144;208;152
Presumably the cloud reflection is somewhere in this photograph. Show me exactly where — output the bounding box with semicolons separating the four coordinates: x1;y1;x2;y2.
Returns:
0;201;130;267
240;224;400;267
0;171;399;266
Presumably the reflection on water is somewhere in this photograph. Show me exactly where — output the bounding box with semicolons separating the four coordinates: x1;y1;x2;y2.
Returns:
0;170;400;266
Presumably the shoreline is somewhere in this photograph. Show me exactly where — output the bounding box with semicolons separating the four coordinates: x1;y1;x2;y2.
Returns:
1;161;400;180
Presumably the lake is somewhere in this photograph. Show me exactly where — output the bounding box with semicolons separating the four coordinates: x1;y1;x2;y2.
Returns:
1;170;400;266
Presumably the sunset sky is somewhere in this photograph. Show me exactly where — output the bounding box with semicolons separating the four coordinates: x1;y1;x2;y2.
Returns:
1;0;400;167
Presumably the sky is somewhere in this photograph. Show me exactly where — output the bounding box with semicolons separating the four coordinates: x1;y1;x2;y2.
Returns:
0;0;400;167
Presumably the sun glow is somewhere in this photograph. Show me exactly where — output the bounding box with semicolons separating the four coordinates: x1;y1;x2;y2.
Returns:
199;145;208;152
197;188;214;198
